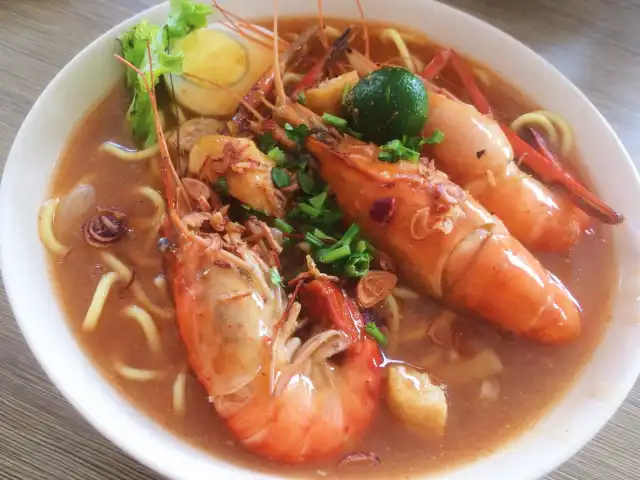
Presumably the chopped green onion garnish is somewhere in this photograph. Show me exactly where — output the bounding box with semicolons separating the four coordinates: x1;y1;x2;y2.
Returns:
298;171;316;194
365;322;388;347
322;113;349;132
274;218;293;233
344;252;370;278
297;91;306;105
313;228;336;243
304;232;325;249
355;240;368;253
297;203;322;217
267;147;286;166
269;267;282;286
317;244;351;263
271;167;291;188
336;223;360;248
348;129;363;140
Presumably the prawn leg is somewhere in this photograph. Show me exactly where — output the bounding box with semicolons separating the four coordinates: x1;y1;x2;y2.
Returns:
290;27;353;98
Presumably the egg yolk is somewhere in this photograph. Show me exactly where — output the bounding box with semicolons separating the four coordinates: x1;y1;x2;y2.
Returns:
178;29;248;87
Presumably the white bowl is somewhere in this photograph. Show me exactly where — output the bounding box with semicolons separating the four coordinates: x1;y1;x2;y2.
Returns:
2;1;640;479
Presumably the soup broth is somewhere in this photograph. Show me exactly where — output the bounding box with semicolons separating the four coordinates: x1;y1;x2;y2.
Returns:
45;16;615;479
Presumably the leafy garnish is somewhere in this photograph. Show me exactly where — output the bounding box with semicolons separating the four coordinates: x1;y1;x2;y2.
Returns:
378;139;420;163
297;91;307;105
284;123;310;145
298;171;316;194
271;168;291;189
424;129;445;145
119;0;212;147
365;322;388;347
258;132;277;153
269;267;282;286
267;147;286;166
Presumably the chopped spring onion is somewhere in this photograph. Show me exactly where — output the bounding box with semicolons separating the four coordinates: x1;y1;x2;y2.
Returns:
269;267;282;286
348;128;363;140
274;218;293;233
297;91;307;105
271;168;291;188
322;113;349;132
344;252;371;278
304;232;325;249
365;322;388;347
297;203;322;218
317;244;351;263
268;146;286;166
313;228;336;243
355;240;368;253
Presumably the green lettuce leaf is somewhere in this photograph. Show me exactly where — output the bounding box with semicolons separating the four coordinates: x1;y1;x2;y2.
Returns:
119;0;212;147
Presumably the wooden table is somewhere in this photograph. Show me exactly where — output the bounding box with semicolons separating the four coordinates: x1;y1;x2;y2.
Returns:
1;0;638;478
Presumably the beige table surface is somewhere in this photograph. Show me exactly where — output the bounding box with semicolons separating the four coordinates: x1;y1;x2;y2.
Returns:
1;0;639;478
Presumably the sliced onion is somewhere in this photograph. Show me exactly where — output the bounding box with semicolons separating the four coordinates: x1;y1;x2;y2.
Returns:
55;183;96;239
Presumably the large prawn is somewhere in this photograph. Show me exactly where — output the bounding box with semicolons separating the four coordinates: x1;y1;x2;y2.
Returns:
345;49;622;254
274;101;581;344
119;38;381;464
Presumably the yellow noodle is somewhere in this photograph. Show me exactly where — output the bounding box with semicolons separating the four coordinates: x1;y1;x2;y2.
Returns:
122;305;162;353
536;110;574;156
138;186;166;228
399;322;430;344
38;198;70;257
114;362;159;381
172;372;187;415
392;286;420;300
100;141;160;161
101;252;133;284
510;112;559;146
82;272;119;332
130;282;173;320
385;295;402;334
380;29;416;72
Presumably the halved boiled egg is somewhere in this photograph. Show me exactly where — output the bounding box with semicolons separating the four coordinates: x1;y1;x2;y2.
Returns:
167;24;273;117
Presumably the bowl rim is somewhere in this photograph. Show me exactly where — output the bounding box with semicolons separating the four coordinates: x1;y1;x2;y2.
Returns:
2;1;640;479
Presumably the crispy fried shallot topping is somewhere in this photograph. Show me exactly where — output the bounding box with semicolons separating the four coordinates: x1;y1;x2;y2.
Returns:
83;210;127;248
357;270;398;308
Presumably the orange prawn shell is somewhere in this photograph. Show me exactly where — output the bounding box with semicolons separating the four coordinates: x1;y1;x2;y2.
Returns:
423;91;590;253
306;136;581;344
